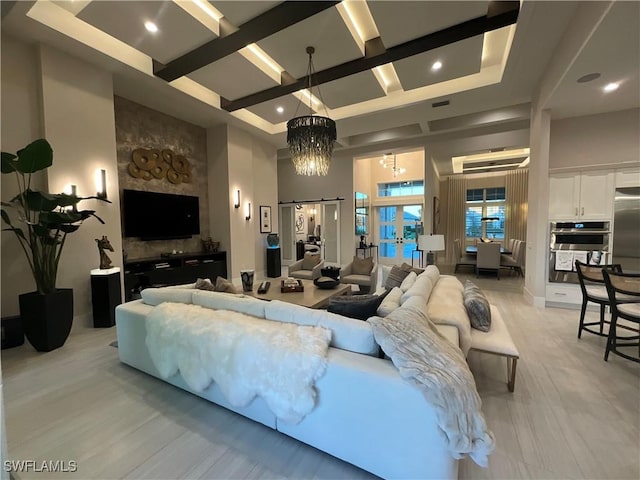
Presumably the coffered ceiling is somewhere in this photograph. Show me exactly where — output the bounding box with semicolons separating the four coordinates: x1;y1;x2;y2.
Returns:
2;1;638;176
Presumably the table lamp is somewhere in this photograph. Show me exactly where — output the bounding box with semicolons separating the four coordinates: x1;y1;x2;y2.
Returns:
419;234;445;265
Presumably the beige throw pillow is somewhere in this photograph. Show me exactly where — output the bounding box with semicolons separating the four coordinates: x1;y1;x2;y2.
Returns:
352;255;374;275
302;252;321;270
214;276;239;294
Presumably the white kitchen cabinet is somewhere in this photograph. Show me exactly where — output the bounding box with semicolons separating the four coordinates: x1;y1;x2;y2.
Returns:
615;168;640;188
549;171;613;220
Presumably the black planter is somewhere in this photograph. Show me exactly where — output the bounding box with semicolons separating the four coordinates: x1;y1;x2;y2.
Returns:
19;289;73;352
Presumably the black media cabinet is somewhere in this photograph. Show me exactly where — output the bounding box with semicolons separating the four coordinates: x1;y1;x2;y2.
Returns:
124;251;227;301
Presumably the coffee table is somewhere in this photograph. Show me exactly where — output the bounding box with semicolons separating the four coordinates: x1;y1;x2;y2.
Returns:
249;277;351;309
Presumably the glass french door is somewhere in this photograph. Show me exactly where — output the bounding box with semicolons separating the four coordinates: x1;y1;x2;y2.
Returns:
377;204;423;265
279;202;340;265
321;202;340;265
279;205;295;264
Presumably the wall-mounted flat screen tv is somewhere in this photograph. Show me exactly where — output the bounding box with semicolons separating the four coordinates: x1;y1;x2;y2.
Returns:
122;189;200;240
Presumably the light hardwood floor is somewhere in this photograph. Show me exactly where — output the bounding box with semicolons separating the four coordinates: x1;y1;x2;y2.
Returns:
2;271;639;480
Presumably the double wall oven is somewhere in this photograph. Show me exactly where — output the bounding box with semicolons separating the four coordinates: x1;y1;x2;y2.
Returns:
549;221;610;284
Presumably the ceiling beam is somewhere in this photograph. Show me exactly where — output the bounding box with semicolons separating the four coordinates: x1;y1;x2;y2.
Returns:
153;1;339;82
221;1;520;112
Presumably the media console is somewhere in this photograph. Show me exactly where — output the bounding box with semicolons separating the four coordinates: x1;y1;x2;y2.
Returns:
124;251;227;301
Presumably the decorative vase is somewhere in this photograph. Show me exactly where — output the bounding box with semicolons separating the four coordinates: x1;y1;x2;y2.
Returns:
267;233;279;248
19;289;73;352
240;270;255;292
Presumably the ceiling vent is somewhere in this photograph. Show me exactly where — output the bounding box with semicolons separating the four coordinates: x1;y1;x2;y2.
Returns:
432;100;450;108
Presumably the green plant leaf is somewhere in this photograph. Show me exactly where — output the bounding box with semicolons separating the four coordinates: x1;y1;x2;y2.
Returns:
2;226;27;241
59;224;80;233
52;193;81;208
39;210;80;226
1;152;18;173
1;209;12;226
14;139;53;174
24;190;60;212
77;209;106;224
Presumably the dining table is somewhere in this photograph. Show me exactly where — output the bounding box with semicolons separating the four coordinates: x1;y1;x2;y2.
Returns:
466;245;512;255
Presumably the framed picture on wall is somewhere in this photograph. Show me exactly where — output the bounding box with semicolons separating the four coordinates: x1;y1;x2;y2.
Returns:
260;206;272;233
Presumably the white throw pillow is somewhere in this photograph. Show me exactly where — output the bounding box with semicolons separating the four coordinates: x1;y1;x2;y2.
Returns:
192;290;266;318
264;300;378;356
377;287;402;317
380;265;392;289
421;265;440;286
400;275;433;305
399;271;418;292
140;287;194;306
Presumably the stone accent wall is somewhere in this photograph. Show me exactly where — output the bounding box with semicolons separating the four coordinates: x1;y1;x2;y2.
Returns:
114;96;209;260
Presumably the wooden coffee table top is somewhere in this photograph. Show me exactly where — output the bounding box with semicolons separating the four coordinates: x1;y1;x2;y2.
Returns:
249;277;351;309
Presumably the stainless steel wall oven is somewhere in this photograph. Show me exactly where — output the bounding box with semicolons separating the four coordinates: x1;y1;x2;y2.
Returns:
549;221;610;284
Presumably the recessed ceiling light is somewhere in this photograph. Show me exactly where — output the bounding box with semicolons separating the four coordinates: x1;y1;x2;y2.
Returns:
603;82;619;92
431;61;442;71
577;73;600;83
276;106;284;114
144;21;158;33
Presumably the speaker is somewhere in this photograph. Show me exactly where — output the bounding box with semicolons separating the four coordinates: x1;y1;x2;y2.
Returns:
267;248;281;278
91;271;122;328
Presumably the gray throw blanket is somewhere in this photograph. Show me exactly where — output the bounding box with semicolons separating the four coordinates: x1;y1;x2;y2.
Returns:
368;301;495;467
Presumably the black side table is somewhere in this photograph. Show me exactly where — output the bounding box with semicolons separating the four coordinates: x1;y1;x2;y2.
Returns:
91;268;122;328
321;266;341;280
356;244;379;260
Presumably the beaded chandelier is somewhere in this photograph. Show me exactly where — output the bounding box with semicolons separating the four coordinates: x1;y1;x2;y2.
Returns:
287;47;336;176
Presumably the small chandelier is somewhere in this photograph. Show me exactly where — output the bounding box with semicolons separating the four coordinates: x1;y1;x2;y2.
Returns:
287;46;336;176
379;153;406;178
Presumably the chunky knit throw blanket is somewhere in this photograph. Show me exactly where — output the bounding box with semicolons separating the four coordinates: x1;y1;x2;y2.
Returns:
146;302;331;424
368;302;495;467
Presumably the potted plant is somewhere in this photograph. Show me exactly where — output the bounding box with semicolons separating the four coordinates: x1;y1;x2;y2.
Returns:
1;139;110;351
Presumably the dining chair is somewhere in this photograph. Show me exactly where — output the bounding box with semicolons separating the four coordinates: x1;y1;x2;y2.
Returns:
453;239;476;273
574;260;622;338
602;270;640;363
500;240;526;277
476;242;501;279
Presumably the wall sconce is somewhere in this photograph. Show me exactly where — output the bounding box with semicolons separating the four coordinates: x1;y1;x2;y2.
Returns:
96;169;107;200
234;189;241;208
245;202;251;221
66;184;77;212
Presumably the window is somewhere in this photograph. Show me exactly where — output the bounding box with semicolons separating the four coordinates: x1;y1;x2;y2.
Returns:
378;180;424;197
465;187;505;240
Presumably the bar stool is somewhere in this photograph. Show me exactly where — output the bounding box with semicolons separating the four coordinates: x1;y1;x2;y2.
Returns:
575;261;622;338
602;270;640;363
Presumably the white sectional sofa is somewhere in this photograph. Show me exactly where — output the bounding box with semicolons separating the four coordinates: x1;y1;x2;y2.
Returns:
115;266;513;479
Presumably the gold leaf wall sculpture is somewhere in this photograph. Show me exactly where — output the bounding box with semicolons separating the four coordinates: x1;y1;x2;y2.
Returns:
129;148;192;184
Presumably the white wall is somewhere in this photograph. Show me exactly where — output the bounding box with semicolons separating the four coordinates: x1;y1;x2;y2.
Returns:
1;35;45;316
39;45;123;327
369;150;424;188
525;107;551;307
206;125;231;270
251;135;279;278
550;108;640;171
210;125;277;282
